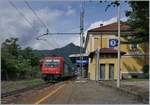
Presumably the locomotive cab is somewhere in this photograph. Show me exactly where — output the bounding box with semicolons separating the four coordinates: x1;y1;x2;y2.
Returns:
40;55;74;82
40;56;64;81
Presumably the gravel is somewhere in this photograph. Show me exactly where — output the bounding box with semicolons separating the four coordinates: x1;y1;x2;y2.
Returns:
1;79;45;94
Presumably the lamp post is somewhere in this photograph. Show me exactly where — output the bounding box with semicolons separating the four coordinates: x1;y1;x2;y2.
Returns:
117;1;121;88
80;1;84;77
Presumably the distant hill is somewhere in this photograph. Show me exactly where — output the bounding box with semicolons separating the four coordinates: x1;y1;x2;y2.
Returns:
32;43;85;66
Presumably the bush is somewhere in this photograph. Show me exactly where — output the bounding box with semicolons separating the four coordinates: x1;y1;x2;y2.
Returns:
142;64;149;79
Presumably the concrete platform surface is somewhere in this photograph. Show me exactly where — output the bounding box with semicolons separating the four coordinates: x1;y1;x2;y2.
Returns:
40;78;143;104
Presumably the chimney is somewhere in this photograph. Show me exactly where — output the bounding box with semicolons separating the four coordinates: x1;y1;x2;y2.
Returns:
100;24;103;27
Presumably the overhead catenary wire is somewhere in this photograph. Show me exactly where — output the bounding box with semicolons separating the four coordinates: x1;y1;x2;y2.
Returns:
37;34;75;67
37;38;73;66
36;2;85;71
37;32;79;63
26;1;82;67
8;0;38;32
24;0;49;30
36;32;80;40
7;0;77;68
8;0;72;63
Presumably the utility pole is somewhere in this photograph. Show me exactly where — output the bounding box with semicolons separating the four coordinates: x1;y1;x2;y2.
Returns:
117;1;120;88
80;1;84;77
36;2;84;78
96;48;100;81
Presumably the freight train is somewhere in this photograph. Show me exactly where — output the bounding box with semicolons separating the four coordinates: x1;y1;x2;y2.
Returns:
40;55;75;81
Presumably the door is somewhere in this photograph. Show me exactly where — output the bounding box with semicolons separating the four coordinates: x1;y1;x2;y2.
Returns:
109;64;114;80
99;64;105;80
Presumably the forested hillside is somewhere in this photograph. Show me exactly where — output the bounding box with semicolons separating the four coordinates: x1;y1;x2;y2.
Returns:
33;43;83;58
1;38;83;81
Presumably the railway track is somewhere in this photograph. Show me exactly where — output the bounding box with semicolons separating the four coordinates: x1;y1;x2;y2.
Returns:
1;77;76;104
0;81;64;104
1;79;73;104
1;82;53;98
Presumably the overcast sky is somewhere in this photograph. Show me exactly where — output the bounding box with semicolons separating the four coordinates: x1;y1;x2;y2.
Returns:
0;0;130;50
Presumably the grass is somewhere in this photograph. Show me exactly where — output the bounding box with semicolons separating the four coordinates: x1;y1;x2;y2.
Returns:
99;79;149;103
21;78;44;86
122;78;149;82
1;78;45;93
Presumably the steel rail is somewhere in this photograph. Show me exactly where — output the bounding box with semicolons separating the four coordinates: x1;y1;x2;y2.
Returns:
1;82;53;98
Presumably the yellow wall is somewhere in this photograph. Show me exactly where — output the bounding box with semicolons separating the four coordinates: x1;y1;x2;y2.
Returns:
86;35;108;53
93;36;108;48
121;56;147;73
86;33;149;80
99;58;118;80
88;57;96;80
120;43;148;54
88;57;118;80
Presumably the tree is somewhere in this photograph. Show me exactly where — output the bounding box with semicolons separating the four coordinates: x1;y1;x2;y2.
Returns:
1;38;21;80
125;1;149;43
1;37;40;80
100;1;149;43
21;47;33;59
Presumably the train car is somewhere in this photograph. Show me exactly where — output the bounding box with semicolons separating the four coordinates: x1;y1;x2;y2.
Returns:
40;55;74;81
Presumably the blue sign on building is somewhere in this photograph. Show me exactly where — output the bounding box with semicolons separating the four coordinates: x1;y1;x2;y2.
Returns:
109;39;118;48
76;60;88;64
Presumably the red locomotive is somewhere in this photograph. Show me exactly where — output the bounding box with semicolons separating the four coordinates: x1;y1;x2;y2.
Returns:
40;55;74;81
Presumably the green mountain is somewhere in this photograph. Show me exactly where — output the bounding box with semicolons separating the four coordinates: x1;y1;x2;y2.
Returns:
33;43;85;65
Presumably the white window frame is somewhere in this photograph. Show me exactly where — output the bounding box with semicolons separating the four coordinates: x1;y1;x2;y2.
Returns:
129;43;139;49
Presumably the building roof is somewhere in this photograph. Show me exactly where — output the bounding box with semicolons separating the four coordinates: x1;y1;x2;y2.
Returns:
84;22;133;49
88;22;132;32
89;48;126;57
100;48;126;54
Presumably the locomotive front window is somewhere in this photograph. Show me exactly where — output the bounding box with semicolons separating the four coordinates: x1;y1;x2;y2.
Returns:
44;60;60;67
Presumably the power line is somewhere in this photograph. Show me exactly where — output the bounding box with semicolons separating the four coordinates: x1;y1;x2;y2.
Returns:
8;0;37;32
47;33;80;35
24;0;48;30
39;33;79;66
27;1;80;67
36;32;80;40
8;0;78;68
37;35;76;67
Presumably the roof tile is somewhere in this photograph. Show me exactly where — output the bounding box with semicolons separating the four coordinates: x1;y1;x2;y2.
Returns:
88;22;132;32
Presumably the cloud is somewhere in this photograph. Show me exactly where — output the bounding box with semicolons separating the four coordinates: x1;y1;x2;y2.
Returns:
0;1;78;50
83;17;128;46
0;1;127;50
85;16;128;35
121;17;128;22
76;17;119;47
87;17;128;31
66;6;76;16
84;17;118;39
70;17;127;46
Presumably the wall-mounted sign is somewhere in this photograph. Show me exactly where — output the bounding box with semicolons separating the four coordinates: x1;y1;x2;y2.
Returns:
76;60;88;64
109;39;118;48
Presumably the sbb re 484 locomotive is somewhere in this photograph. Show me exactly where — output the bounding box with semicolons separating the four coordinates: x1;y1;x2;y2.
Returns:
40;55;74;81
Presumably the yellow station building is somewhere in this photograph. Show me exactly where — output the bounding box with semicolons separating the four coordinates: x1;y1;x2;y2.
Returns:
84;22;149;80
